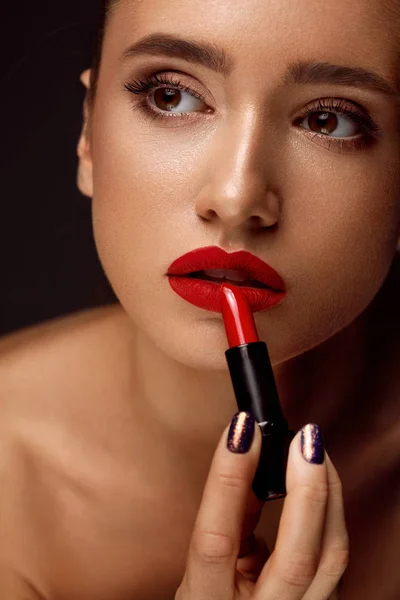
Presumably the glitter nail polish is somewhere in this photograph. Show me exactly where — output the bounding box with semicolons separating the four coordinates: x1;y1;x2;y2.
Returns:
227;412;256;453
300;423;324;464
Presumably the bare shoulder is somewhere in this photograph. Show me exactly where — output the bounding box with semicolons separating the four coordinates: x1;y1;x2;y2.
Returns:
0;304;157;598
0;303;132;419
0;301;137;520
0;302;130;373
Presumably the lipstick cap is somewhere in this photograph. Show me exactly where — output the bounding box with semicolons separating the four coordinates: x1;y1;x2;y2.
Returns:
225;341;294;501
225;342;284;423
253;422;294;501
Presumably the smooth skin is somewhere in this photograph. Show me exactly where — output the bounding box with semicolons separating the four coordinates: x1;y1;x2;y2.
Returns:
175;421;348;600
0;0;399;598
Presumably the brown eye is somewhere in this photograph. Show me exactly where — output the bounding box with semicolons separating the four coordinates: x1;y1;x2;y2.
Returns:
299;110;360;137
149;87;205;113
153;88;182;111
308;112;338;134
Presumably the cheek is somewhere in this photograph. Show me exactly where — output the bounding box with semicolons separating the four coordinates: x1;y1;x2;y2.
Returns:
91;93;207;209
271;141;400;358
89;100;212;342
284;139;400;274
90;95;216;288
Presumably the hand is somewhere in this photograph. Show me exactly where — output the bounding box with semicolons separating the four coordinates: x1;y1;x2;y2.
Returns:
175;413;349;599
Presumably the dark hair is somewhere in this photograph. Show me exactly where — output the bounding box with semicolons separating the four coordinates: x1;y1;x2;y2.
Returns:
83;0;119;307
88;0;117;108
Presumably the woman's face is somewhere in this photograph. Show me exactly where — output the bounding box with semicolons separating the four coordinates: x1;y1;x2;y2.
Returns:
80;0;400;369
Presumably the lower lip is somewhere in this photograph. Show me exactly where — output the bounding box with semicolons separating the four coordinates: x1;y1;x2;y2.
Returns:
167;276;286;312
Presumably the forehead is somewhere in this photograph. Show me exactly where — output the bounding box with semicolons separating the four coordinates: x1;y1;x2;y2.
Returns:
106;0;399;80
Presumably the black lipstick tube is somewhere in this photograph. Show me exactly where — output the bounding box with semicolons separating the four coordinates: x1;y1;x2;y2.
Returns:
225;341;294;501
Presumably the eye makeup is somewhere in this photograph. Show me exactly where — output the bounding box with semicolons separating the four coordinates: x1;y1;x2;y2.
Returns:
124;71;384;151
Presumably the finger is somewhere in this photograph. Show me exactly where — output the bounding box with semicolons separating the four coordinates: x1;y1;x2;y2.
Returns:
237;533;271;583
182;412;262;600
254;423;328;600
327;588;340;600
238;485;266;556
302;453;349;599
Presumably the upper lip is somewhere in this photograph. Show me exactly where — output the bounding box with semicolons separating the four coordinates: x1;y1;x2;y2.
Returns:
167;246;286;291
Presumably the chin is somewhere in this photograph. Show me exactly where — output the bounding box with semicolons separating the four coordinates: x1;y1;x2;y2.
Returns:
116;275;367;372
138;311;296;372
149;317;235;371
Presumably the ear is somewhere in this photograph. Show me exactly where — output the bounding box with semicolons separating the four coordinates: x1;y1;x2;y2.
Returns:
80;69;91;89
77;69;94;198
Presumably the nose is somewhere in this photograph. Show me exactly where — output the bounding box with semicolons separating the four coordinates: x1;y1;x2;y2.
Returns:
195;111;281;234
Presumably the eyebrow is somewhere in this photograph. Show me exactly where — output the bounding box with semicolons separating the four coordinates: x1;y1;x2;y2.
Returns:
284;61;400;100
121;33;400;100
121;33;233;76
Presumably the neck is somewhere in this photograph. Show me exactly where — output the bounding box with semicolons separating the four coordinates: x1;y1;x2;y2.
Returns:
127;309;368;459
275;309;368;436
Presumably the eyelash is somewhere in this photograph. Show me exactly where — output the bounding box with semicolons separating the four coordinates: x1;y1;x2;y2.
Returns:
124;73;384;152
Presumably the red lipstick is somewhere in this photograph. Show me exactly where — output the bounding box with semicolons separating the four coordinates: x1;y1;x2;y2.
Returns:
167;246;286;313
221;283;294;501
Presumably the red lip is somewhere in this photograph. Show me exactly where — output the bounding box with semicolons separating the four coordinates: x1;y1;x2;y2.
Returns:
167;246;286;313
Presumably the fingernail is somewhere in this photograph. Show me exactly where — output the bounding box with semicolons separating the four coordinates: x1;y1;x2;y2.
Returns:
300;423;324;464
227;412;256;454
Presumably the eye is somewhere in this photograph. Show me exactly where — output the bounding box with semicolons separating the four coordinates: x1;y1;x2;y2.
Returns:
125;78;383;151
299;110;359;137
124;73;210;120
293;98;383;151
149;87;206;114
295;98;380;140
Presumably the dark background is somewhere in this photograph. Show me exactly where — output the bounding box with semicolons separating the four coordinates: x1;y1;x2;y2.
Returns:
1;0;116;337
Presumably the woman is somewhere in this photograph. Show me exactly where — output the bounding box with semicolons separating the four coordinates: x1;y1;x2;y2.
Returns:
0;0;399;598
